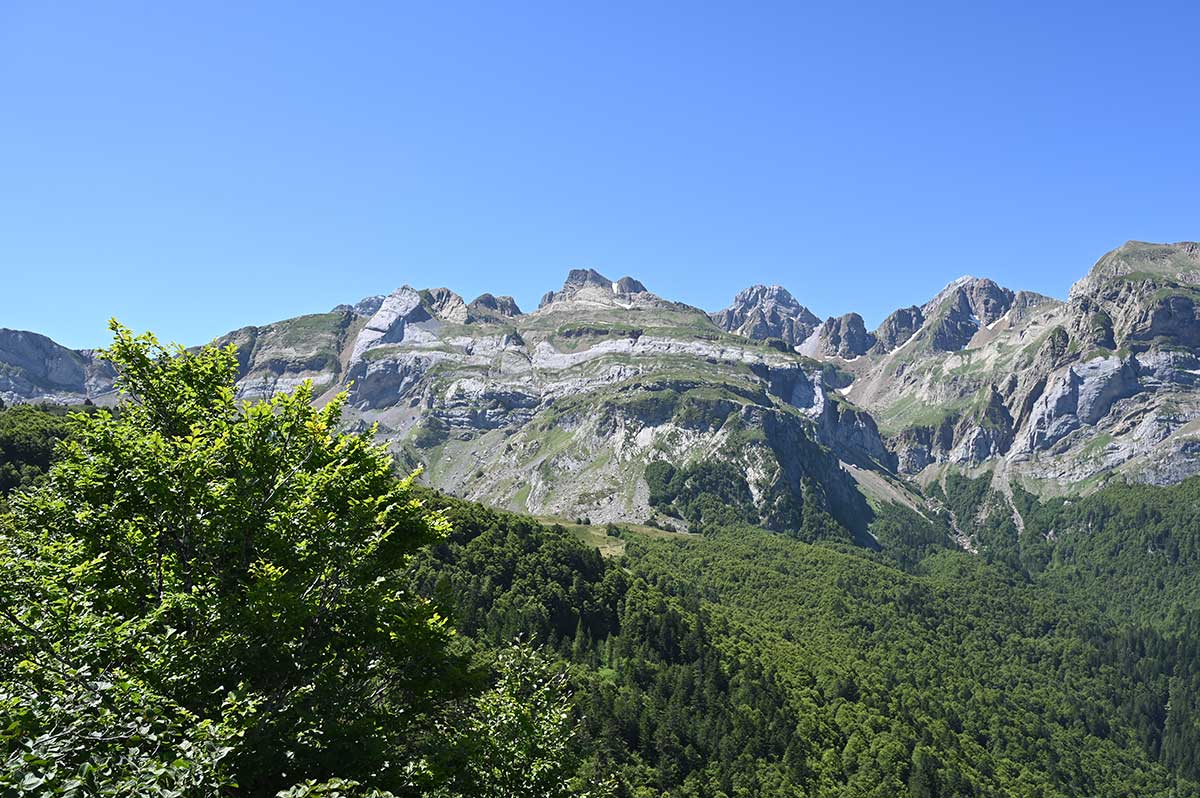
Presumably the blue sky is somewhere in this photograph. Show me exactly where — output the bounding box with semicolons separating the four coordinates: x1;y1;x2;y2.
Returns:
2;1;1198;348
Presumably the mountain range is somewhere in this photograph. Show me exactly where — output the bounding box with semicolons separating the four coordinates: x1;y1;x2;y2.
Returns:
5;240;1200;544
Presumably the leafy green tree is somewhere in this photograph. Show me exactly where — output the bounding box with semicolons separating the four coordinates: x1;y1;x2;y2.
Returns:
446;643;606;798
0;523;236;795
0;322;469;795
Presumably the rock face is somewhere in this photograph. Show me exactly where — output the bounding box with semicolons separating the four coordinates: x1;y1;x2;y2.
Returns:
799;313;875;359
918;277;1016;352
820;241;1200;488
421;288;469;323
467;293;521;320
350;287;433;361
1068;240;1200;300
710;285;821;346
332;295;385;318
870;306;924;354
9;239;1200;521
0;329;115;404
538;269;653;308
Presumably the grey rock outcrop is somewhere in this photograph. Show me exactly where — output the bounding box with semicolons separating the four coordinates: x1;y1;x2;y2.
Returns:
0;329;115;404
349;286;433;361
615;276;648;294
800;313;875;359
467;293;522;320
539;269;651;308
1067;241;1200;352
711;285;821;346
421;288;470;323
332;295;386;318
1068;240;1200;301
919;277;1015;352
870;306;924;354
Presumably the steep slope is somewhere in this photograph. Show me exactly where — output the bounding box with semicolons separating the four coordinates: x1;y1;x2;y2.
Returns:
812;242;1200;488
0;329;115;404
798;312;875;359
406;489;1200;796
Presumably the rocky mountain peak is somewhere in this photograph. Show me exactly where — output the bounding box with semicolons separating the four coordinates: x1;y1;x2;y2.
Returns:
349;286;432;361
468;293;522;320
421;288;469;323
538;269;653;308
711;284;821;346
1065;241;1200;353
337;288;522;325
923;276;1014;325
870;306;924;354
921;275;976;313
798;313;875;359
614;276;648;294
915;276;1016;351
565;268;614;291
332;294;386;318
0;328;115;404
1069;240;1200;300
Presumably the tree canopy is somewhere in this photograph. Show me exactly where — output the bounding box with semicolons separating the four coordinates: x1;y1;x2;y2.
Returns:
0;323;585;797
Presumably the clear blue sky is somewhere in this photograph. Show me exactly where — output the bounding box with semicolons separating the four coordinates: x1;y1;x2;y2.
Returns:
2;1;1198;348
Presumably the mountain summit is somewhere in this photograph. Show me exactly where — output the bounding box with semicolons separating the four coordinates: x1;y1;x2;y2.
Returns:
538;269;652;309
710;285;820;345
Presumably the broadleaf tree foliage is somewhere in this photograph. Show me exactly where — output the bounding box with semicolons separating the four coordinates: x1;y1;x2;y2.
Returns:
0;322;588;797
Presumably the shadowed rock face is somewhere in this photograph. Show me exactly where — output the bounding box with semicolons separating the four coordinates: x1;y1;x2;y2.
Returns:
614;276;647;294
0;329;116;404
711;285;821;346
468;293;522;320
801;313;875;359
1065;242;1200;353
421;288;469;323
917;277;1016;352
870;306;924;354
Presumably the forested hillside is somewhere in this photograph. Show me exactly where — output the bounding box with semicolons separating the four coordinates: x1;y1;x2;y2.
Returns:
1;328;1198;796
0;401;83;493
408;488;1200;796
